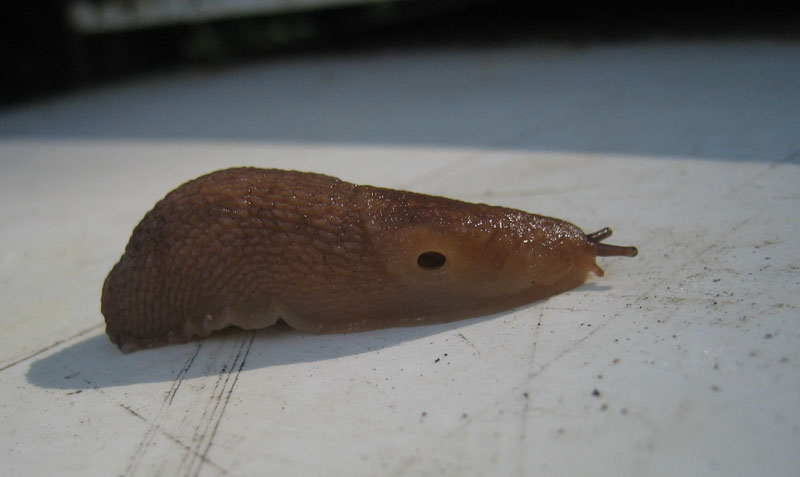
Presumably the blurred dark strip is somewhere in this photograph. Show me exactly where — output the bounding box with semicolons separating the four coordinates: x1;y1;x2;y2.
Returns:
2;1;798;107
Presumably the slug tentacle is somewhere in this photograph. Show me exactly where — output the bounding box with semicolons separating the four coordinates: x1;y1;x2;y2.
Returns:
586;227;613;242
102;168;638;352
586;227;639;257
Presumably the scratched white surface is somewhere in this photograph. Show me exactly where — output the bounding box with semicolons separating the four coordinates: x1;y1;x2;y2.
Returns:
1;41;799;477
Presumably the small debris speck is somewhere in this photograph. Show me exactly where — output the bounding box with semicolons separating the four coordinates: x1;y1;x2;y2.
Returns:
592;389;601;398
710;385;720;392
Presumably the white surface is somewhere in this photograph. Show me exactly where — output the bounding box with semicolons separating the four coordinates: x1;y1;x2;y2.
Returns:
1;41;799;476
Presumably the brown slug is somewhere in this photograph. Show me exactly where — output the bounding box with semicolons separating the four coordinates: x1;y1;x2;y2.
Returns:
102;167;637;353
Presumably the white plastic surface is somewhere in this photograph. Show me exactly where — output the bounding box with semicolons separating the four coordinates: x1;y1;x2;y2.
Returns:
1;41;799;476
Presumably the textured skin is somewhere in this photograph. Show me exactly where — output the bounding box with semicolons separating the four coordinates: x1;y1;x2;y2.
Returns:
102;168;635;353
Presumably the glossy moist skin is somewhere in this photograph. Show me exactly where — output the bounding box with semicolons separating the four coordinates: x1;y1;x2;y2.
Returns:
102;168;637;353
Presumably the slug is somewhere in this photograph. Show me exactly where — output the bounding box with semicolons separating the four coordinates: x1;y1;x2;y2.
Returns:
102;167;637;353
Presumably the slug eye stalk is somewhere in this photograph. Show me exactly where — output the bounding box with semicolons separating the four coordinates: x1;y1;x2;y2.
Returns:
587;227;638;257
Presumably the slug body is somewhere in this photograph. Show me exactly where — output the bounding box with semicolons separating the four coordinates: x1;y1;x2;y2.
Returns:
102;168;637;352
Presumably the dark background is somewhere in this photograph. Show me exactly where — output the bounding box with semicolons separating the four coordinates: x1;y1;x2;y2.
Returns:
2;1;798;107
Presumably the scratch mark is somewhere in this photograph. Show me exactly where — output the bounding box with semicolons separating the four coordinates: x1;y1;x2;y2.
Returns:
457;332;479;355
168;343;202;406
180;358;234;473
124;342;203;477
183;331;255;477
517;307;543;477
197;332;254;471
68;364;215;477
0;323;103;373
118;403;227;474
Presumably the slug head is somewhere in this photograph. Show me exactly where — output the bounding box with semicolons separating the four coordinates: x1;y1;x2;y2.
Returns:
363;189;620;320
